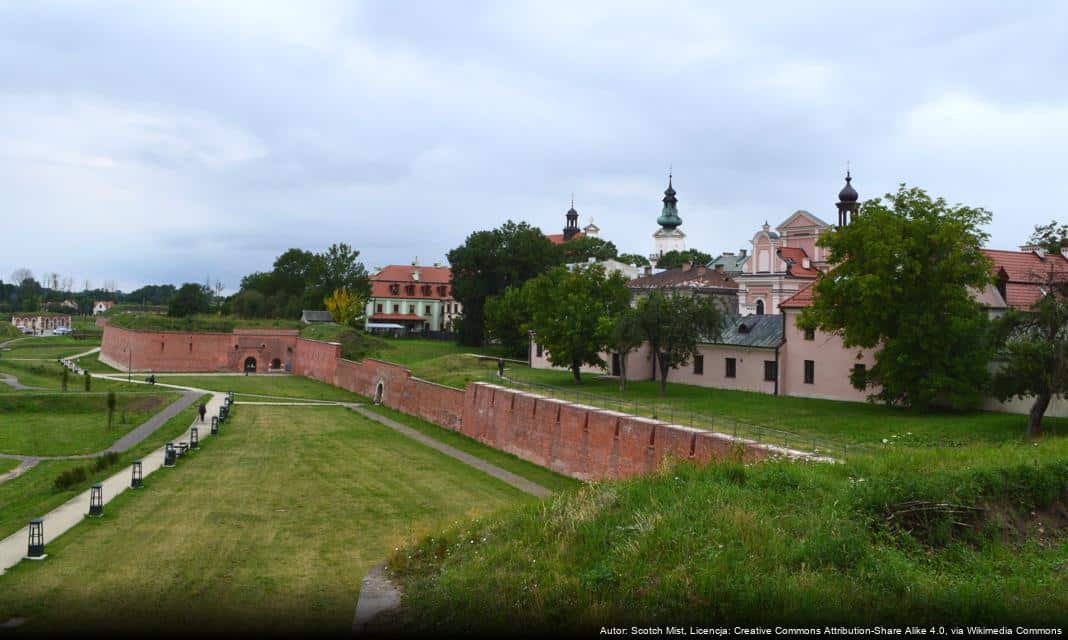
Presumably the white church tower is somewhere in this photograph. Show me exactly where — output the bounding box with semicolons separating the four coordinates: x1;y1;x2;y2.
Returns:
650;173;686;263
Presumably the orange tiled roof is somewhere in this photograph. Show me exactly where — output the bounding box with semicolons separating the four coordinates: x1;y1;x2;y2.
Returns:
627;265;738;291
981;248;1068;310
776;246;820;279
779;283;816;309
546;231;585;245
370;265;452;299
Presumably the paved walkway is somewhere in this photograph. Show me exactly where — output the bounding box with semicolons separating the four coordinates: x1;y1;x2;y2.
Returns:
345;404;551;498
0;388;226;575
0;373;39;391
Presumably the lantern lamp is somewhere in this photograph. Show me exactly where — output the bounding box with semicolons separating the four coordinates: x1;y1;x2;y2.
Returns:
190;427;199;449
88;484;103;517
27;519;45;559
211;415;219;435
131;460;143;489
164;442;176;467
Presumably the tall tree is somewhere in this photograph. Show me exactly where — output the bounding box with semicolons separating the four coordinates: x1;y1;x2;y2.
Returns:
484;285;534;358
992;222;1068;437
318;243;370;297
523;265;630;382
168;283;212;317
602;308;644;391
637;291;724;395
448;221;561;346
799;185;994;410
560;236;618;263
654;249;713;270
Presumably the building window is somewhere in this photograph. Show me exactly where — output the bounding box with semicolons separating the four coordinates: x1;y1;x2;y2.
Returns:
536;343;543;357
764;360;777;382
408;304;416;314
725;357;736;378
376;303;383;313
804;327;815;340
424;305;432;315
438;285;448;297
389;284;399;295
755;299;765;315
405;284;416;295
421;284;432;296
392;304;399;313
693;355;704;375
804;360;814;384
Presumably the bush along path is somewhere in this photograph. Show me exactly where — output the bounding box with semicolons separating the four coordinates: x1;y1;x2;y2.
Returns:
0;386;226;575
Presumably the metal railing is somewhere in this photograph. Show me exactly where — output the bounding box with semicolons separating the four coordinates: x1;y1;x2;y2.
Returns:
499;376;873;460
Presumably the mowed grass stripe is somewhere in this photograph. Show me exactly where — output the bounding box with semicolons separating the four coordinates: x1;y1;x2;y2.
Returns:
0;404;535;634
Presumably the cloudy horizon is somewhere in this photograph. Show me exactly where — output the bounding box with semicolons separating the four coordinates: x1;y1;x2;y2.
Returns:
2;0;1066;293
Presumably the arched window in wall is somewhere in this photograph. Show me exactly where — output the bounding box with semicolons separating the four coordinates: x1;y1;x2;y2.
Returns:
755;299;765;315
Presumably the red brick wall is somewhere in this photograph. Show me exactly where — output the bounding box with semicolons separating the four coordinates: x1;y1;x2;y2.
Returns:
292;338;340;383
101;323;795;479
100;323;298;373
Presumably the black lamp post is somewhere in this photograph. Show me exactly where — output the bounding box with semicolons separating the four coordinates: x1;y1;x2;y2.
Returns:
164;442;176;467
88;484;103;517
190;427;199;449
228;391;234;403
27;519;45;559
131;460;143;488
211;415;219;435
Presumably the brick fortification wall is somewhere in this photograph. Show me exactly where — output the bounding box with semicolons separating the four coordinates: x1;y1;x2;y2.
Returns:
99;323;299;373
103;326;808;481
292;339;799;480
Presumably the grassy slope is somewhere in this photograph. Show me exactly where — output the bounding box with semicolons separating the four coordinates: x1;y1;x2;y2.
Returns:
364;405;581;494
0;392;178;455
107;313;301;332
0;360;145;393
391;438;1068;632
0;458;18;475
159;374;363;402
0;396;207;539
72;353;121;373
0;405;535;634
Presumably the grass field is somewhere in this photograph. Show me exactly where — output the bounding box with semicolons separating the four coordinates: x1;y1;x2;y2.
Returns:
0;392;178;456
107;313;302;333
0;359;145;393
0;397;207;539
72;353;121;373
0;335;99;360
157;374;363;401
0;458;18;475
390;447;1068;632
0;404;539;633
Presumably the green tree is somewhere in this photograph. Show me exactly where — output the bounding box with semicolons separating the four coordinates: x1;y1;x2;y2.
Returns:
106;391;116;429
484;285;534;358
992;223;1068;437
323;288;367;327
318;243;370;297
617;253;651;268
168;283;212;317
799;185;994;409
636;291;724;395
602;308;644;391
654;249;713;270
560;236;618;263
448;221;561;346
524;265;630;382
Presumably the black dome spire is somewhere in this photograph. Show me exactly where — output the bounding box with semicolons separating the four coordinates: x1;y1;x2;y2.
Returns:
838;171;858;203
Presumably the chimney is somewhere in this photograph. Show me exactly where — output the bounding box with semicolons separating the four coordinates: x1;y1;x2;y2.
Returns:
697;266;706;275
643;266;652;276
714;264;724;273
433;262;440;267
739;249;747;258
682;261;692;272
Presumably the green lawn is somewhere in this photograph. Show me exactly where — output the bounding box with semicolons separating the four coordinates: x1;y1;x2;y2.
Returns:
0;458;18;475
157;374;363;402
0;404;538;633
0;360;146;393
401;353;1065;454
0;335;99;360
72;353;121;373
390;442;1068;632
368;338;506;367
107;312;302;333
0;397;207;539
0;392;179;456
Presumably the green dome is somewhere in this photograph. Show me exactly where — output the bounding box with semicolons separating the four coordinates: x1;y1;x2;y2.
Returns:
657;174;682;229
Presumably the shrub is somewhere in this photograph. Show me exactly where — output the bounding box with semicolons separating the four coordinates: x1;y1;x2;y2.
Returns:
53;466;88;491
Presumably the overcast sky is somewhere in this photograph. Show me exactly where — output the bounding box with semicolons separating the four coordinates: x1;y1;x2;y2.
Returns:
2;1;1066;293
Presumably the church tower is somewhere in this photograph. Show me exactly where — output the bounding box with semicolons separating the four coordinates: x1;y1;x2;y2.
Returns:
836;170;859;227
563;198;580;241
651;173;686;261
